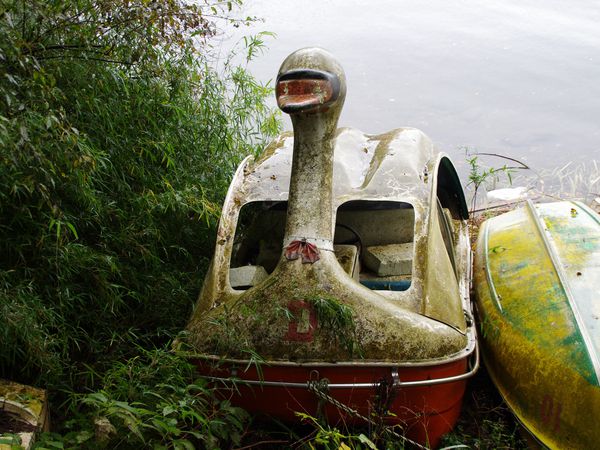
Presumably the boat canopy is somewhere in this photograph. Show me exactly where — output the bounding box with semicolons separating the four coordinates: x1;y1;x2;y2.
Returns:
241;127;468;220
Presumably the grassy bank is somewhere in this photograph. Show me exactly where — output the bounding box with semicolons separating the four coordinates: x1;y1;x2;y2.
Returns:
0;0;279;447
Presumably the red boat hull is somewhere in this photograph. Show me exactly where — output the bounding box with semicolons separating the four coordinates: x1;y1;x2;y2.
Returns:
193;357;469;448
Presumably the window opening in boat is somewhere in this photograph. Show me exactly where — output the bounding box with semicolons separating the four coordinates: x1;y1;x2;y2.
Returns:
229;201;287;290
334;200;414;292
436;156;469;220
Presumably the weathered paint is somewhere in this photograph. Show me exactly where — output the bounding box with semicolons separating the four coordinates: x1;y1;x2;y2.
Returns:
194;356;469;449
474;200;600;449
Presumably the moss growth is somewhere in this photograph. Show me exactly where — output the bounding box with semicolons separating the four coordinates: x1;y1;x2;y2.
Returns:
305;294;362;358
193;283;364;361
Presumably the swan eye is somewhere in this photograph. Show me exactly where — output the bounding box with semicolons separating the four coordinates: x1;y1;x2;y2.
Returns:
276;69;339;114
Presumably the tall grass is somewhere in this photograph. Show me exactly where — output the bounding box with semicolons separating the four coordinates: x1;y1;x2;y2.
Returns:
536;160;600;204
0;0;280;394
36;346;250;449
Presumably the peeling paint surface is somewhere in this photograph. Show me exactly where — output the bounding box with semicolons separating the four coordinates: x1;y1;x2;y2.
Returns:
474;201;600;449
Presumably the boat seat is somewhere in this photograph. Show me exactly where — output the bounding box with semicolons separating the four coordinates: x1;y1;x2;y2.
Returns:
229;265;269;289
363;243;413;277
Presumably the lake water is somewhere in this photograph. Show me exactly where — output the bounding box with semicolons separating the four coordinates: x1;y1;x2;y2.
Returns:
223;0;600;195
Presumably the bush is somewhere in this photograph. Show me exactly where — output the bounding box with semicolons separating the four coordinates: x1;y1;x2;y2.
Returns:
36;346;250;449
0;0;280;392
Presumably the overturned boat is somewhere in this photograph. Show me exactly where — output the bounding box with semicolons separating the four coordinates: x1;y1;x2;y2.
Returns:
184;48;477;447
474;200;600;449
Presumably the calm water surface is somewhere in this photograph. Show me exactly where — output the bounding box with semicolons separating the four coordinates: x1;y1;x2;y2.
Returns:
225;0;600;178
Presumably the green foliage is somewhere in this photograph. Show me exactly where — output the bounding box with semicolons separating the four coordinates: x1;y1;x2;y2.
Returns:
306;295;362;357
295;413;396;450
440;369;527;449
0;433;22;447
34;346;249;449
464;149;530;214
466;156;513;213
0;0;280;392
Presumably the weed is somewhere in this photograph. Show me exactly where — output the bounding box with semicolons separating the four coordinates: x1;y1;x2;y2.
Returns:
0;433;22;447
440;368;527;449
0;0;280;446
306;295;362;358
0;0;280;390
241;348;266;382
35;345;250;449
535;160;600;204
464;149;529;214
295;413;380;450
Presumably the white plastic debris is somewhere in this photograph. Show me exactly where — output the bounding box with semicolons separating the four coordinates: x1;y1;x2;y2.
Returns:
487;186;529;202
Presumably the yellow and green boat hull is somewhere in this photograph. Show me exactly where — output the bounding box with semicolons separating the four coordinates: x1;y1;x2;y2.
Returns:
474;200;600;449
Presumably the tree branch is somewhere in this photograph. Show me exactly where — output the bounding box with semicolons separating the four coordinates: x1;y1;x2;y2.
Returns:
35;54;133;65
470;152;530;170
